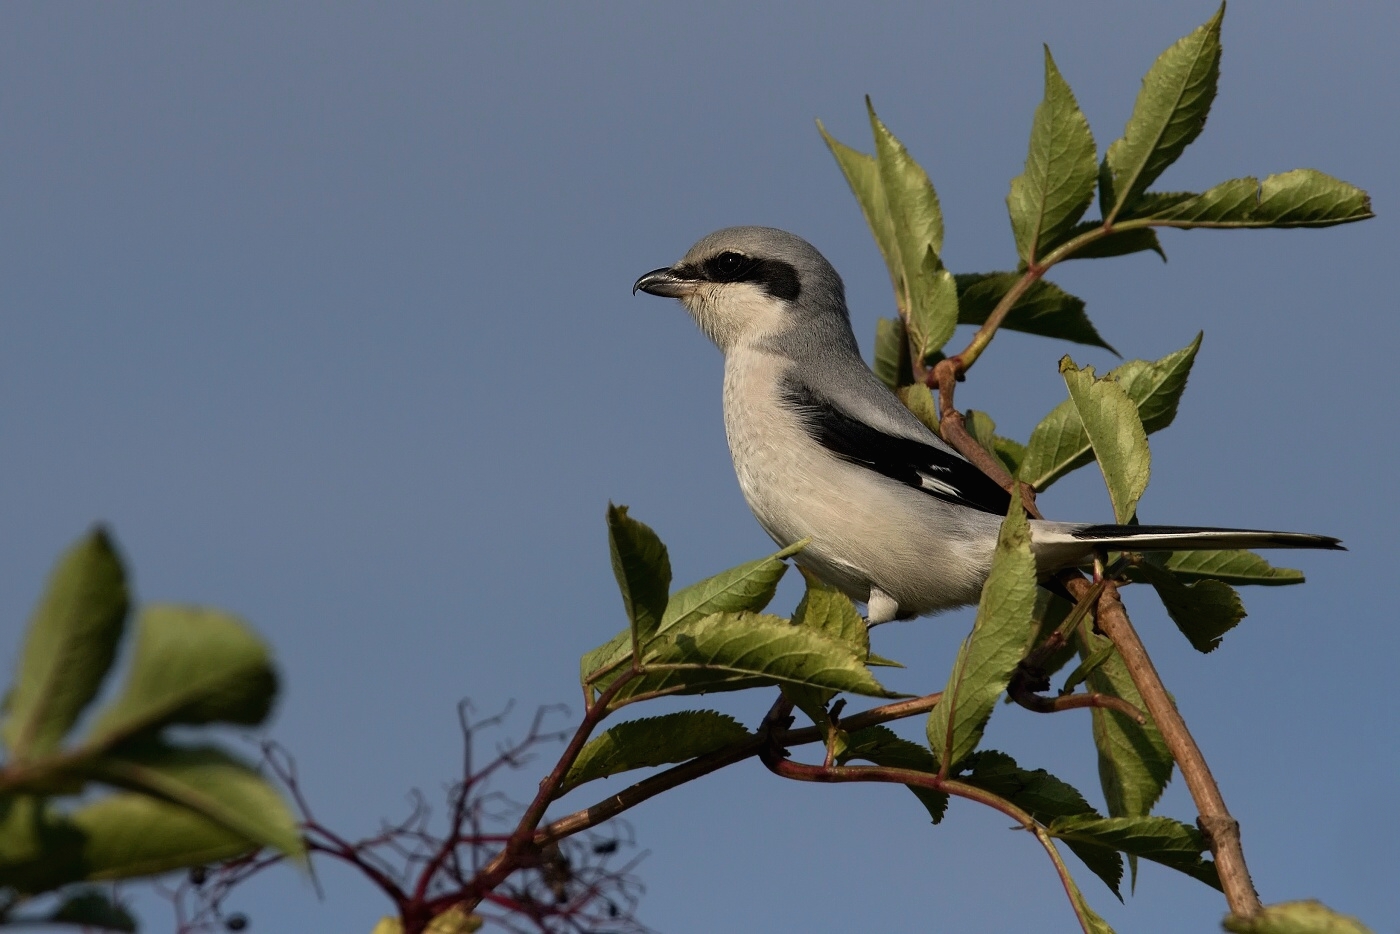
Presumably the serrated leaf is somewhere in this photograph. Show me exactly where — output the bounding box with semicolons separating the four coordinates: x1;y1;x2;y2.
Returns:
85;606;277;748
606;504;671;645
1060;359;1151;522
1223;900;1376;934
615;611;894;704
1058;223;1167;262
1049;814;1220;891
559;711;750;796
662;543;800;632
1020;334;1199;491
841;725;948;824
1164;549;1304;585
1131;170;1374;228
1101;5;1224;220
926;501;1038;771
1009;47;1098;264
582;544;803;693
45;889;137;932
0;791;255;894
580;628;632;691
86;743;303;861
792;569;869;657
959;749;1122;898
2;529;129;761
873;316;914;389
869;100;943;261
906;255;959;364
1079;629;1172;887
818;120;899;293
1125;562;1245;653
959;750;1098;824
956;273;1115;353
868;102;957;359
896;384;940;435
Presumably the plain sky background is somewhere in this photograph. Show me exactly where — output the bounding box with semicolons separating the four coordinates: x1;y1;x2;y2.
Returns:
1;3;1395;932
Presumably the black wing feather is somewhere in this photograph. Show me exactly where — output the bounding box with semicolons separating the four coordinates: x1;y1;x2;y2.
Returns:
782;380;1012;516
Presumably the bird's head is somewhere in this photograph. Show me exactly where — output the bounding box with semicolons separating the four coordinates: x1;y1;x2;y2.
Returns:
633;226;851;353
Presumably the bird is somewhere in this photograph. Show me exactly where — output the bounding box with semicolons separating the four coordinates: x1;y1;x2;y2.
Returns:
633;226;1342;624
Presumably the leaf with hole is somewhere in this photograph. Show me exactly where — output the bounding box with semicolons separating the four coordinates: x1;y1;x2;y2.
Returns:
1020;334;1198;491
1126;562;1245;653
1060;359;1151;523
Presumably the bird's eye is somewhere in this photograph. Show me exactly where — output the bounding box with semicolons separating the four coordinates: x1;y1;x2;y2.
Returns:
710;251;749;279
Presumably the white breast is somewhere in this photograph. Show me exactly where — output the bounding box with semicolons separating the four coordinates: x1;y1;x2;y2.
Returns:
720;348;999;617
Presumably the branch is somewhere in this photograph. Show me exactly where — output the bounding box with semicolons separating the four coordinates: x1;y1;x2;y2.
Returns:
1064;576;1262;919
535;691;942;845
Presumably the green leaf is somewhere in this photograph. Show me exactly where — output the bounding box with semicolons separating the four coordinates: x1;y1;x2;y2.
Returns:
580;629;632;691
868;101;957;359
1008;47;1098;264
896;384;941;436
961;410;1027;478
1058;223;1167;262
0;791;254;894
86;743;303;861
868;100;943;261
616;611;894;704
1127;170;1374;228
1049;814;1220;891
873;316;914;389
906;255;960;364
926;500;1038;771
1163;549;1304;585
1125;562;1245;653
1061;641;1116;696
792;569;869;657
559;711;750;796
956;273;1115;352
1224;900;1376;934
661;543;801;632
581;543;803;693
45;889;137;932
85;606;277;748
1060;358;1151;522
958;750;1122;898
841;725;948;824
1079;629;1172;886
1101;5;1224;221
1020;334;1199;491
2;529;129;760
818;120;899;293
959;750;1097;824
606;504;671;645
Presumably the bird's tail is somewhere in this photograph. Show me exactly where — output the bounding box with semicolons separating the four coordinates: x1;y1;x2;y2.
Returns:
1030;521;1344;571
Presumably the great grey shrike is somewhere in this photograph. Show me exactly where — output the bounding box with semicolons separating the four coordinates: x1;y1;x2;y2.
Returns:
634;226;1341;624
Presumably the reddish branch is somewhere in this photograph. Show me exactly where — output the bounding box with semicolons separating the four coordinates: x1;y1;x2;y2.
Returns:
926;320;1262;919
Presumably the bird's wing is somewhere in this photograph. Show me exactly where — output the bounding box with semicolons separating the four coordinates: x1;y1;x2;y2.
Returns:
780;376;1012;516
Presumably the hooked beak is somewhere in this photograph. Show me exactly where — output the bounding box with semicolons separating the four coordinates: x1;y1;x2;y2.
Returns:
633;266;697;298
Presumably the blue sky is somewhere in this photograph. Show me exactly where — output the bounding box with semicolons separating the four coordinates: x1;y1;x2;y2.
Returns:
1;2;1395;931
